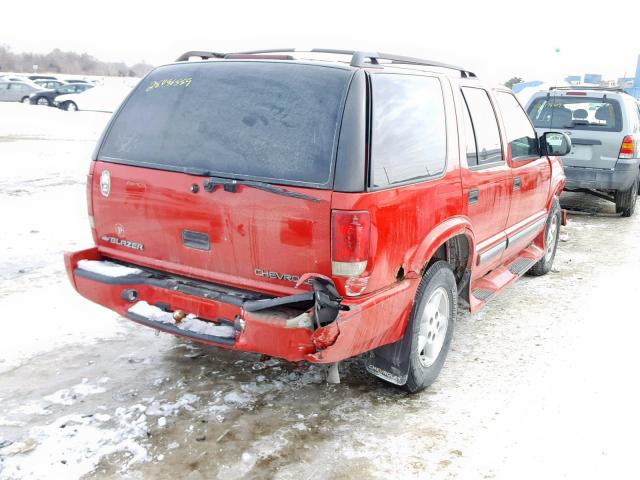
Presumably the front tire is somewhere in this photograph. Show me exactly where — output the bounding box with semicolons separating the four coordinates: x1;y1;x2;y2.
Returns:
63;101;78;112
614;175;638;217
36;97;50;106
529;198;561;276
404;261;457;393
21;96;30;104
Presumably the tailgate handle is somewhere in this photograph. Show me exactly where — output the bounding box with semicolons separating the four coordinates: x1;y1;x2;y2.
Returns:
126;181;147;193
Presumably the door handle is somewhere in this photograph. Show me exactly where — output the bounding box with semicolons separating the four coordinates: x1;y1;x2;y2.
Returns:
513;177;521;190
469;189;479;205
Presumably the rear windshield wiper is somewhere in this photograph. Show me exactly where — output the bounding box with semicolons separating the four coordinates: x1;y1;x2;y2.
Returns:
203;175;321;202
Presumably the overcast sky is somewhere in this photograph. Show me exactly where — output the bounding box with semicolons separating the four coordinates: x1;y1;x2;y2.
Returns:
3;0;640;83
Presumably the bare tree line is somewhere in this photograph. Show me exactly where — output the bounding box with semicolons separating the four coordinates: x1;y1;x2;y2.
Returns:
0;46;153;77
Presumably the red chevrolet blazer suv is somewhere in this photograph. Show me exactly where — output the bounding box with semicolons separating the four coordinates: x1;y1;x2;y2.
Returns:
64;49;571;392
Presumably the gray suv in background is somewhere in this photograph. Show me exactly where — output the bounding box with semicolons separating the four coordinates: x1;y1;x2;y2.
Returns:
526;87;640;216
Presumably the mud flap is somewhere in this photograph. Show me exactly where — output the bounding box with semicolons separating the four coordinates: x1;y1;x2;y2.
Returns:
364;316;413;386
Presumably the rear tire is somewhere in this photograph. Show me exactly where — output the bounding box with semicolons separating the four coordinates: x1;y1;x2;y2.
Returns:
36;97;50;106
404;261;457;393
614;175;638;217
528;197;561;277
21;96;30;104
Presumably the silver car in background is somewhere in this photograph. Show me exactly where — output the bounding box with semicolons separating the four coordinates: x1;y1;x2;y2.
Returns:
0;80;44;104
526;87;640;216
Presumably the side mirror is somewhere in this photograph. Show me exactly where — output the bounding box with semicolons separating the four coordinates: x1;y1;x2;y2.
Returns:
540;132;572;157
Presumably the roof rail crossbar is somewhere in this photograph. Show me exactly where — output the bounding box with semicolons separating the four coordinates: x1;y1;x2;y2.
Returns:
176;51;226;62
176;48;476;77
549;86;626;93
350;51;475;77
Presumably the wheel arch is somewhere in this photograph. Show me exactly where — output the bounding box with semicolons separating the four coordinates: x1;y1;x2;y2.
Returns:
407;216;475;305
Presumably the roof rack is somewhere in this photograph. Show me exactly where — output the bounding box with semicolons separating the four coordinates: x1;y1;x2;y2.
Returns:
176;48;476;78
549;86;626;93
175;51;226;62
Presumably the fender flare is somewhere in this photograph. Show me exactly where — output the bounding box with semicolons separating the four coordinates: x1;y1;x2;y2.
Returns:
406;215;476;276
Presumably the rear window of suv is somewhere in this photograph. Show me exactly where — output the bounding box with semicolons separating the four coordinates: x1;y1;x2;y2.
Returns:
527;95;623;132
99;62;352;187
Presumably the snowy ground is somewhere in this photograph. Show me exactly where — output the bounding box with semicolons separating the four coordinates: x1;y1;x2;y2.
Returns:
1;102;639;479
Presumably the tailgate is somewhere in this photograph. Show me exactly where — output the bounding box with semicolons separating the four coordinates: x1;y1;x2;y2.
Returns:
92;161;332;293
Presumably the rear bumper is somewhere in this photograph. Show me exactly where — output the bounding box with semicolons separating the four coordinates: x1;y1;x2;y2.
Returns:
64;247;417;363
564;158;640;191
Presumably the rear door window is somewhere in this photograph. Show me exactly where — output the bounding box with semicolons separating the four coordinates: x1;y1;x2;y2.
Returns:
99;62;352;187
495;91;540;160
461;97;479;167
527;95;623;132
461;87;503;165
370;74;447;188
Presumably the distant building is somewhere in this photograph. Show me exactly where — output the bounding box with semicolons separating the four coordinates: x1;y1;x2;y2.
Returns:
583;73;603;84
624;55;640;99
565;75;581;84
617;77;635;88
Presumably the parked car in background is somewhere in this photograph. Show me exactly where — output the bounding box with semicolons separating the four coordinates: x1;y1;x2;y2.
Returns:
29;82;94;106
55;84;132;112
64;79;92;84
0;80;44;103
65;49;571;393
526;87;640;216
33;79;66;89
27;75;58;81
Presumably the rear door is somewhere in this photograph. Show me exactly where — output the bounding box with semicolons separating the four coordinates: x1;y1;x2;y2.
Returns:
8;82;26;101
527;92;626;170
92;61;352;294
458;86;511;271
495;90;550;253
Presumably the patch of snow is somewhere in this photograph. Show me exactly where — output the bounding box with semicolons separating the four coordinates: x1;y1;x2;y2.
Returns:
145;393;199;417
0;417;26;427
128;301;235;338
43;378;107;406
157;417;167;427
77;260;142;278
0;405;150;479
222;391;253;406
14;403;53;416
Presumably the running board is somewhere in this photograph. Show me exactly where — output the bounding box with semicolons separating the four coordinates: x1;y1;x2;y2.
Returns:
470;245;542;312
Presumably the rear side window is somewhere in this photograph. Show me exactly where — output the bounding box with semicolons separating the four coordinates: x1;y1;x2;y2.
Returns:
461;87;503;165
461;99;479;167
527;95;623;132
100;62;352;187
495;91;540;160
370;74;446;188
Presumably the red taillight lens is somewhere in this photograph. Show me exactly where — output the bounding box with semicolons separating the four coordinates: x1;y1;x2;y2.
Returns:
619;135;635;159
331;210;370;277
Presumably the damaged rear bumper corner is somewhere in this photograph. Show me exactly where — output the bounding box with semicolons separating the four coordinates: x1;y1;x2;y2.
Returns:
64;247;418;364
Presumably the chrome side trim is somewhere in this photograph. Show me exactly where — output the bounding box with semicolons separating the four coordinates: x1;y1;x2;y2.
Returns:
507;217;546;248
477;240;507;265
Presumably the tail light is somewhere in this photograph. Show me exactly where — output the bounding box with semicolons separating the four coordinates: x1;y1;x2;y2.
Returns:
331;210;370;277
619;135;635;159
